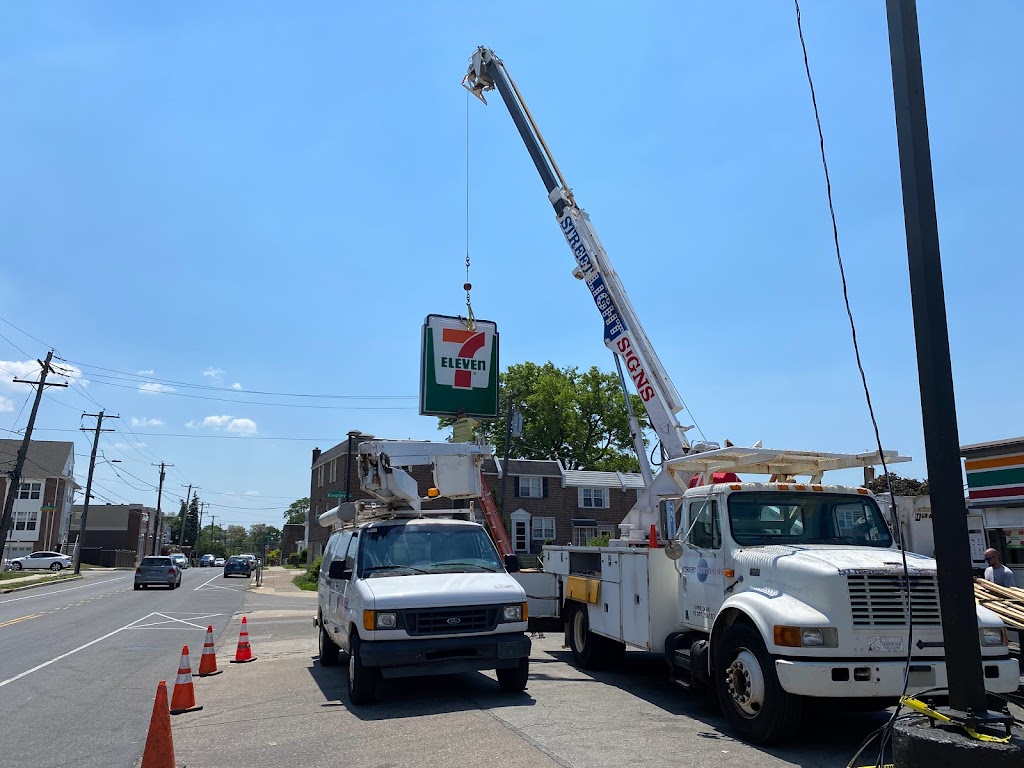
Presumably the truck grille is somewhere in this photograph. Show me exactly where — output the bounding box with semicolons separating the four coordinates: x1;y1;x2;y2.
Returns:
847;574;942;627
404;605;500;636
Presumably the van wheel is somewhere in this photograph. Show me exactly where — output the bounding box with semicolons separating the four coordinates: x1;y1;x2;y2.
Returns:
319;618;340;667
714;622;802;744
496;658;529;692
567;603;603;669
347;633;377;705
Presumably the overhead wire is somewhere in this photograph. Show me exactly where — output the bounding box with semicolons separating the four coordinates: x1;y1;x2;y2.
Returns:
792;3;910;766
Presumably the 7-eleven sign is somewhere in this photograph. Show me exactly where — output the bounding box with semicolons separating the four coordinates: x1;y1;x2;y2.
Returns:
420;314;499;419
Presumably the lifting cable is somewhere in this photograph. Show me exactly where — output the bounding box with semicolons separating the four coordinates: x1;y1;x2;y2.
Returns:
462;90;476;330
792;3;913;765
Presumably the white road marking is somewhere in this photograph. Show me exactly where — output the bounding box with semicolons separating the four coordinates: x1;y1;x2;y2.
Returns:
131;612;222;630
0;576;129;604
194;573;223;591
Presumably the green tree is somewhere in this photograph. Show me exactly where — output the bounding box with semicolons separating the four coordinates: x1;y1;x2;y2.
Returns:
866;473;929;496
225;525;247;554
284;497;309;525
439;362;648;471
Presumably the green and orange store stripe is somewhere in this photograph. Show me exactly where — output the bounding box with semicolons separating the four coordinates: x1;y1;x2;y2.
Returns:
965;453;1024;501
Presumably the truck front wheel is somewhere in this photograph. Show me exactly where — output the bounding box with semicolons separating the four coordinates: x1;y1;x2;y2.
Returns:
496;658;529;692
346;632;378;705
714;623;802;744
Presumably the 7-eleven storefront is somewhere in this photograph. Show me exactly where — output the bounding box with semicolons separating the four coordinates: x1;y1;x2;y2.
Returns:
962;436;1024;582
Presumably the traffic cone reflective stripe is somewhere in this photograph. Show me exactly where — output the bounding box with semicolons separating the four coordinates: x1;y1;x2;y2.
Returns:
230;615;256;663
169;645;203;714
198;625;221;677
141;681;175;768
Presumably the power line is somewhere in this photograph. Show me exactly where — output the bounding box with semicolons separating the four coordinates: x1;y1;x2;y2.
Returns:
0;314;57;353
32;427;344;442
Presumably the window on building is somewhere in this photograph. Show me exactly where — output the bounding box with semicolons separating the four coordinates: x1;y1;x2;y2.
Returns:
518;476;543;498
531;517;555;541
329;459;337;483
18;483;41;500
579;487;608;509
13;510;37;531
573;526;598;546
317;465;324;488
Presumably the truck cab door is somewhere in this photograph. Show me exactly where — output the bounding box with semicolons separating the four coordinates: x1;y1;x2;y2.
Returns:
680;497;725;632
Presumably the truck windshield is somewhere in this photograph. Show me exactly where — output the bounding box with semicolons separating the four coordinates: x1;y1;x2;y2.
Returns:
358;523;503;577
727;492;892;548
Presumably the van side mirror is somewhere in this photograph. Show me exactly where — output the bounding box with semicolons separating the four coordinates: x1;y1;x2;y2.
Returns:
328;560;348;580
504;553;521;573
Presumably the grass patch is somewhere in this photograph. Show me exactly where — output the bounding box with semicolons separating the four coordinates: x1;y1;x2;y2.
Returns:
0;571;77;585
292;555;321;591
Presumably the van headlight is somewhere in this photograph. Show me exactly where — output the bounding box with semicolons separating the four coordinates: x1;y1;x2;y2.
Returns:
980;627;1007;647
502;603;527;622
375;612;397;629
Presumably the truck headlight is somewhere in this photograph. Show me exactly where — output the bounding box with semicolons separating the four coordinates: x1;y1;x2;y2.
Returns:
979;627;1007;647
375;612;397;629
774;625;838;648
502;603;527;622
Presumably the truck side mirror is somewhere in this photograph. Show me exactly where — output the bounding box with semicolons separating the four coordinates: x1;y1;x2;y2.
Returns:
504;553;521;573
328;560;348;580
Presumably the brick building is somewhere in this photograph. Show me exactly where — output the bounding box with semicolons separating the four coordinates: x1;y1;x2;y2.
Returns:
305;432;645;562
0;440;77;560
68;503;156;563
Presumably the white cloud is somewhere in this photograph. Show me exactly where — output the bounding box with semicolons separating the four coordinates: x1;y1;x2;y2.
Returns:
244;490;260;496
226;418;257;435
111;441;147;450
0;396;13;412
231;382;242;390
130;417;164;427
185;420;199;429
139;382;176;394
202;367;225;384
137;369;155;376
202;415;232;428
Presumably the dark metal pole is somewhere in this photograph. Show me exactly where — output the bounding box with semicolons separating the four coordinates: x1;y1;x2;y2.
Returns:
885;0;988;713
74;411;117;575
151;463;168;556
345;430;357;501
498;399;514;518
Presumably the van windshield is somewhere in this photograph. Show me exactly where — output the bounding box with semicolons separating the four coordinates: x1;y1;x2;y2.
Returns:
727;492;893;548
358;524;503;577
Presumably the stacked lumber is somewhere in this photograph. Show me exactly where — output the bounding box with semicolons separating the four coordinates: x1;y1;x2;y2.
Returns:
974;577;1024;630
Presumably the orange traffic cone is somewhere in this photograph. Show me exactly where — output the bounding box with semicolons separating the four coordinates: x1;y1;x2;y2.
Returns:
141;681;176;768
169;645;203;714
229;615;256;663
648;524;658;548
197;625;222;677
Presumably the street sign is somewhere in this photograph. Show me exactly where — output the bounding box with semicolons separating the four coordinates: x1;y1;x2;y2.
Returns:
327;491;349;499
420;314;499;419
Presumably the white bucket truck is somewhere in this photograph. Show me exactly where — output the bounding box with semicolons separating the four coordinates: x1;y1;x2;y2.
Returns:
314;440;530;704
460;47;1020;743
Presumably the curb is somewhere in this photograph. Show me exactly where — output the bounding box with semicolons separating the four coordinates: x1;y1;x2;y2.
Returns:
0;574;83;594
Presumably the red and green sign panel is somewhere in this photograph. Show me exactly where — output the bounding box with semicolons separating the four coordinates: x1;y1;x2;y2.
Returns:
965;453;1024;504
420;314;499;419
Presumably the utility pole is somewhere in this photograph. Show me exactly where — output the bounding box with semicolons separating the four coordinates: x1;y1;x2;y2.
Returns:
178;484;193;548
197;501;209;554
151;463;170;555
344;430;358;501
73;411;118;575
0;351;67;565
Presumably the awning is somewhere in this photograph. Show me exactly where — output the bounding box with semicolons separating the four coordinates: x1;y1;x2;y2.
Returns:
571;518;598;527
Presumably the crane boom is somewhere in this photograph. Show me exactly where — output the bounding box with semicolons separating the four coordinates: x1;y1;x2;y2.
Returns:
464;47;693;463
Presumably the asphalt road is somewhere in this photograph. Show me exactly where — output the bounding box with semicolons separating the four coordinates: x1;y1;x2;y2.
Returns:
0;567;251;768
173;569;1010;768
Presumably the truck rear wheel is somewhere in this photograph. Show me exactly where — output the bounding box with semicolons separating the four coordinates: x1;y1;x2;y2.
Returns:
568;603;609;669
496;658;529;692
714;623;802;744
346;632;377;705
318;616;340;667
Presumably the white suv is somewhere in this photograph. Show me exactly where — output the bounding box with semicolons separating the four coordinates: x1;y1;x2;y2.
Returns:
315;516;531;704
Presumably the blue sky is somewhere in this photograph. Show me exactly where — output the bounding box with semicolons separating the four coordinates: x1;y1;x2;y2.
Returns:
1;2;1021;529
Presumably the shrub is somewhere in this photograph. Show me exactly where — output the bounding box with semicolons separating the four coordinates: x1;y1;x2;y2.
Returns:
287;552;302;567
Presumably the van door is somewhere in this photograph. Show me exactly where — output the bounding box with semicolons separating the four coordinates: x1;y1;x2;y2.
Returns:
339;531;360;651
324;532;353;635
680;497;725;632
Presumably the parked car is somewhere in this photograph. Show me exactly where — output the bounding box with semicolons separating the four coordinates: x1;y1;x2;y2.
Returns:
170;553;189;570
240;554;260;571
223;556;251;578
8;551;73;572
199;554;216;567
214;557;226;567
135;556;181;590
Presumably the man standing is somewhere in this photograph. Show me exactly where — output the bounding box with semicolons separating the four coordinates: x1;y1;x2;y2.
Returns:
984;547;1016;588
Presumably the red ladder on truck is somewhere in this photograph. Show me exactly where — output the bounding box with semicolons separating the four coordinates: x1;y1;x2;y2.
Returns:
478;472;514;557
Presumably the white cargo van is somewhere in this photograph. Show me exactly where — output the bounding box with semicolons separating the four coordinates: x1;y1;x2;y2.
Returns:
315;509;531;704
